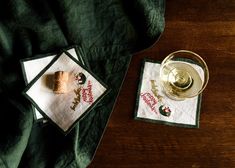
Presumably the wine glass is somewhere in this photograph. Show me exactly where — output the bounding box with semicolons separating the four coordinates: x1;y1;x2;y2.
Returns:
159;50;209;101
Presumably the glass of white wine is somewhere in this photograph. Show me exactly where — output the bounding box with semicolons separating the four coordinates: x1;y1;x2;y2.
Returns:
160;50;209;101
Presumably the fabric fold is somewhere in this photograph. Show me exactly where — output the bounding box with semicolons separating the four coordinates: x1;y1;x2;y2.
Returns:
0;0;165;167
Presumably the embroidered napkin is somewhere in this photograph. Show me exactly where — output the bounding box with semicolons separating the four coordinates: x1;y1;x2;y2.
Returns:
23;51;109;134
135;59;202;128
21;47;84;122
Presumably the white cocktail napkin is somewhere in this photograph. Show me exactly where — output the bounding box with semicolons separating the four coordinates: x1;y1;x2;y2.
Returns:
135;59;202;128
21;47;83;122
23;51;108;133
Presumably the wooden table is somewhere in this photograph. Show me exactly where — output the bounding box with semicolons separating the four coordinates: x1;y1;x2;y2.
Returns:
89;0;235;167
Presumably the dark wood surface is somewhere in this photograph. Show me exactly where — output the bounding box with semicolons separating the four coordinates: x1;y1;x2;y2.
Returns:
89;1;235;167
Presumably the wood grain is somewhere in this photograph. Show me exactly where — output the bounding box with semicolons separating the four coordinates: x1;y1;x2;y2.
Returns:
89;0;235;167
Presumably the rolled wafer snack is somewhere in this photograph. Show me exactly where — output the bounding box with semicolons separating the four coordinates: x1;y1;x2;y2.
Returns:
53;71;69;94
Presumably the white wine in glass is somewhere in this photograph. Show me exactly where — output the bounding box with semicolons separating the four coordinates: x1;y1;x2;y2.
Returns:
160;50;209;101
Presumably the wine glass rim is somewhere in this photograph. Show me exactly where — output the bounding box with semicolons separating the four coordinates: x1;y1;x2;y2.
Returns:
160;50;209;99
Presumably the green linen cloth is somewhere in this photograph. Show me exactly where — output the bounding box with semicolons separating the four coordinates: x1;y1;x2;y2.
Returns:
0;0;165;167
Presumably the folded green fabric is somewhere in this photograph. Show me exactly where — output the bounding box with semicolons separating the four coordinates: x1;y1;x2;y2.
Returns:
0;0;165;167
